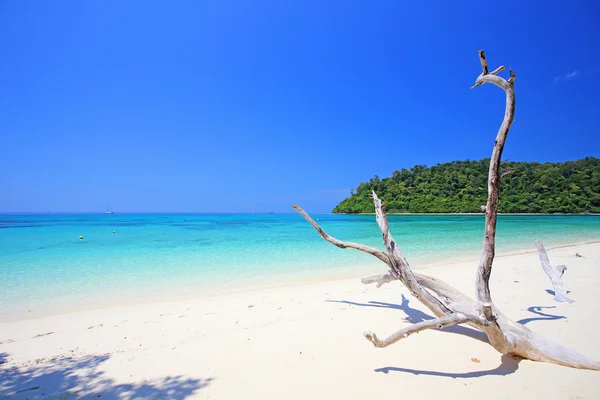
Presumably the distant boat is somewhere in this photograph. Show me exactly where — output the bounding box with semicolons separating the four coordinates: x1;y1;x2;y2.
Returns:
104;209;114;215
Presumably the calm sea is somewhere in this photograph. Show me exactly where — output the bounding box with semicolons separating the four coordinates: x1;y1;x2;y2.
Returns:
1;213;599;320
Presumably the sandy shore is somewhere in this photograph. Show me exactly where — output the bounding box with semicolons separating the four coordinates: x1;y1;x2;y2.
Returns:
2;242;600;399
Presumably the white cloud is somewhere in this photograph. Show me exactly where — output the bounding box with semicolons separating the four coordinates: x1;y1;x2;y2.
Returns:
565;70;579;79
553;70;579;83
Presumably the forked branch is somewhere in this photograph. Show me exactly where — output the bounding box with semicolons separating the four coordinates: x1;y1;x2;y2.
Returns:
372;192;450;317
536;241;573;303
292;203;391;266
292;50;600;371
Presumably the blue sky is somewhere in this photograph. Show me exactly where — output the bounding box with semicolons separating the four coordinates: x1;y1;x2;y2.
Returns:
1;1;599;212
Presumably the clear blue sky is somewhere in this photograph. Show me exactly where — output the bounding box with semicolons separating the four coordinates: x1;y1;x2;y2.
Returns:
1;1;599;212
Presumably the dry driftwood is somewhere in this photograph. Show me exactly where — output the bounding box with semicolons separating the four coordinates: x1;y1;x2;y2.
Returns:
292;50;600;370
536;240;573;303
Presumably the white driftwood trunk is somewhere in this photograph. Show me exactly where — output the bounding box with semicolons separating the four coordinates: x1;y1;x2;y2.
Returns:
292;51;600;371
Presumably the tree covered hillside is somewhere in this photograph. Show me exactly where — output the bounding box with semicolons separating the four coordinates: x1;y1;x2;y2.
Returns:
333;157;600;214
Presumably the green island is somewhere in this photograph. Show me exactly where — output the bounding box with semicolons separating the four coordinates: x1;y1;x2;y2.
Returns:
333;157;600;214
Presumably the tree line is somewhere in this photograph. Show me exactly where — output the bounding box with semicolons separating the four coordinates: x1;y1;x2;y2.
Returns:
333;157;600;214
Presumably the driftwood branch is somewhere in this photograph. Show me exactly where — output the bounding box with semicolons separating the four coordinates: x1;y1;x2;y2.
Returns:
500;169;516;179
293;50;600;371
372;192;450;317
490;65;505;75
536;241;573;303
364;313;470;348
471;49;516;322
292;203;391;266
361;273;398;288
478;49;488;75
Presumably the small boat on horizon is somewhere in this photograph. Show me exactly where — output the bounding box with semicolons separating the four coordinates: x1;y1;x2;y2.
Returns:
104;209;114;215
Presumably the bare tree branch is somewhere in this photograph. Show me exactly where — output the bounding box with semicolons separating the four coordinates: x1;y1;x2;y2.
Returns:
292;203;392;266
361;273;398;288
471;49;517;321
372;191;450;317
364;313;471;348
500;169;516;179
535;241;573;303
478;49;489;75
291;50;600;371
490;65;505;75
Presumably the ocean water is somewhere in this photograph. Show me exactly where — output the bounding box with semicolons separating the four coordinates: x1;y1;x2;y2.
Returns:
1;213;599;320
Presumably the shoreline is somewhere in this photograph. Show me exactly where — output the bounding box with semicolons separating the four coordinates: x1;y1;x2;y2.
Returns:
0;242;600;400
1;241;599;398
3;212;599;324
3;239;599;324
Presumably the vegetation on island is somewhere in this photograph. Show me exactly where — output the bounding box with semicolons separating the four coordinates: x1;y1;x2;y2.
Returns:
333;157;600;214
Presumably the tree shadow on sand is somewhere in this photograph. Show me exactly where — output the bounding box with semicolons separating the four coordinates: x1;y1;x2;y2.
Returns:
327;295;488;343
516;305;566;325
326;296;569;378
0;352;213;399
374;354;522;378
545;289;571;296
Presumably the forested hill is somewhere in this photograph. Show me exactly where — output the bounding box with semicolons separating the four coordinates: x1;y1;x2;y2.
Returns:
333;157;600;214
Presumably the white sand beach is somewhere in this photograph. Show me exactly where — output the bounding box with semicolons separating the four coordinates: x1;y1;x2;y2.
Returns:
1;242;600;399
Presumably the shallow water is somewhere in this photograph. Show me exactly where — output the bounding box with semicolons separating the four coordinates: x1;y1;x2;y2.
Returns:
1;213;599;320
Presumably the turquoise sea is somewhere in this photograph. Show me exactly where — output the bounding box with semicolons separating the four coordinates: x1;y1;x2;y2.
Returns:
1;213;599;321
